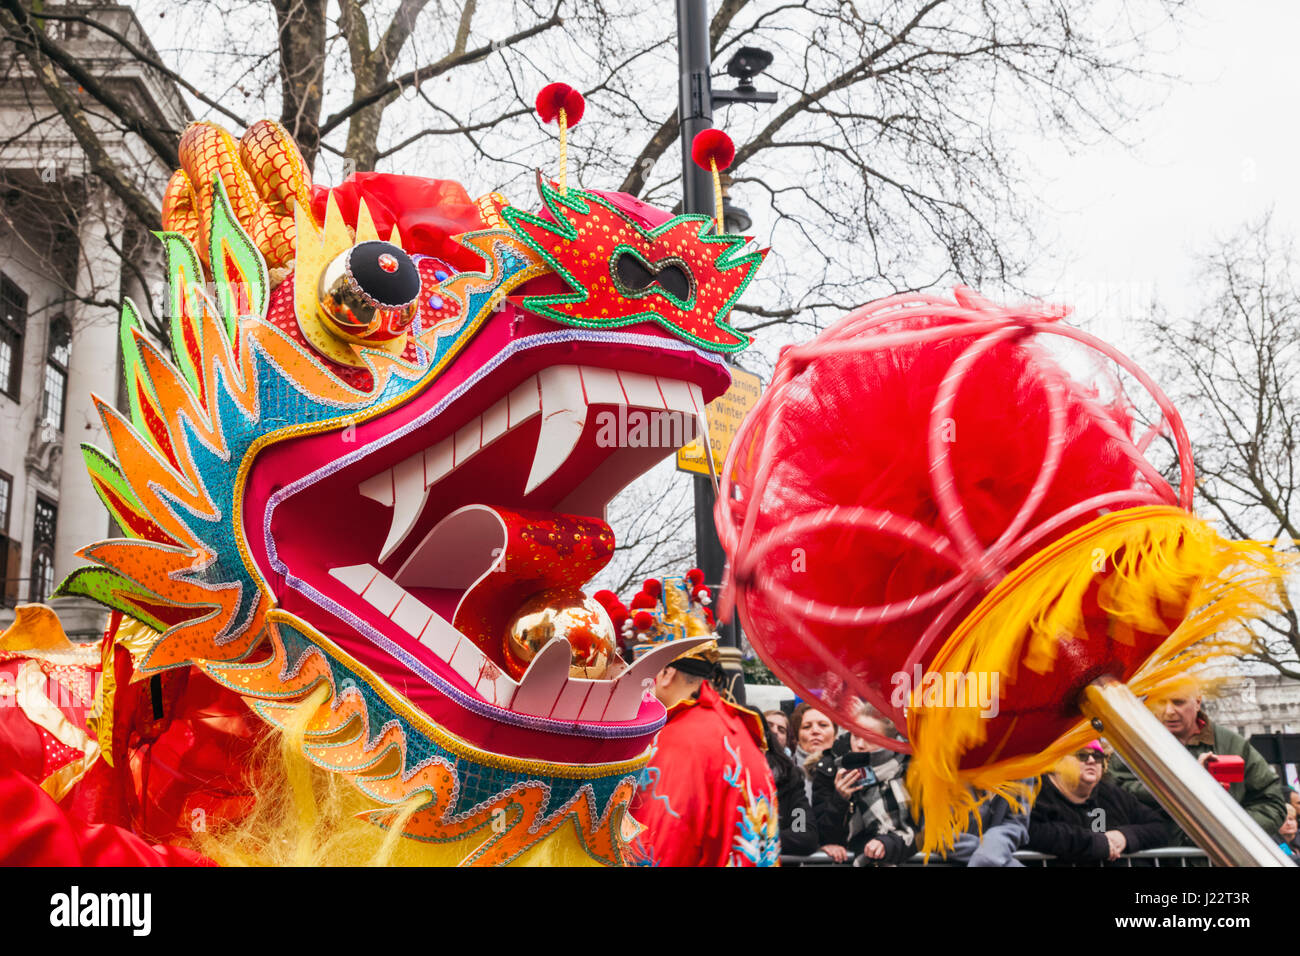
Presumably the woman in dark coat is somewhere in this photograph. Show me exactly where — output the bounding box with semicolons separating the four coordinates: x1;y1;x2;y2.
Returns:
765;727;819;857
1028;741;1170;865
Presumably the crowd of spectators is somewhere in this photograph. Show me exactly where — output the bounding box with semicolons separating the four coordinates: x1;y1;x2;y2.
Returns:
761;688;1300;867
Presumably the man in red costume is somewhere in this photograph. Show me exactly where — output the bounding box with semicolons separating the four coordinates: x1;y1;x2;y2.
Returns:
628;645;779;866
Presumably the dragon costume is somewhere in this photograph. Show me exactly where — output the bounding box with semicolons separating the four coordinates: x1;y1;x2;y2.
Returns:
0;112;765;866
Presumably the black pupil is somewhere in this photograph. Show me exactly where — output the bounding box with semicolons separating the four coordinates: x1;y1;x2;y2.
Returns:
350;240;420;307
615;252;690;301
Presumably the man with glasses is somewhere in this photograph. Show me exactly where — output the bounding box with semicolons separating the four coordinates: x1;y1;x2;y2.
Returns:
1026;740;1171;865
1109;683;1287;849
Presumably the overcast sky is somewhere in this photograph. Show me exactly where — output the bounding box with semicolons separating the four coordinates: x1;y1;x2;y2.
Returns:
1018;0;1300;345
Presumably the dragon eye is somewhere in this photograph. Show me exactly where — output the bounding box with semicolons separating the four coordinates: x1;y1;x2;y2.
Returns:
613;250;692;302
317;239;420;340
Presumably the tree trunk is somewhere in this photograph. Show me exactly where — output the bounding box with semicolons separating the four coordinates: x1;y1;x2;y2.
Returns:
272;0;327;173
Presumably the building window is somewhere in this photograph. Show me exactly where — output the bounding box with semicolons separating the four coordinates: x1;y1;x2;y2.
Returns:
30;496;56;602
0;273;26;401
41;316;70;432
0;471;11;607
0;471;10;537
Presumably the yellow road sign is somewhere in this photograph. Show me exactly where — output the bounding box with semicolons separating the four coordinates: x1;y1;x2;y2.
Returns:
676;366;762;477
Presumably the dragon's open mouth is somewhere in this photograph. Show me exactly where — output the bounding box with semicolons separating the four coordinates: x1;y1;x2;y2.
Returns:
242;315;730;749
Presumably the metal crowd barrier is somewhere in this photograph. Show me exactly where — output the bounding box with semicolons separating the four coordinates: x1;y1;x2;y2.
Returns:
780;847;1211;867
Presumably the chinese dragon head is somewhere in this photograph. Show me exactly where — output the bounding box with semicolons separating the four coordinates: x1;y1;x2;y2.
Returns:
55;117;765;866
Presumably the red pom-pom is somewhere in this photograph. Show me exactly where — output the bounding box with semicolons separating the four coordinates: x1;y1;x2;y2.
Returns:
691;129;735;172
692;584;711;604
704;607;716;628
630;591;657;611
642;579;662;599
632;610;655;632
592;589;628;628
684;568;705;587
536;83;585;126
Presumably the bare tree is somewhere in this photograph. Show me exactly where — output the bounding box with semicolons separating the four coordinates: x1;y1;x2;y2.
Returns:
593;459;699;599
2;0;1187;343
0;0;1197;620
1140;215;1300;679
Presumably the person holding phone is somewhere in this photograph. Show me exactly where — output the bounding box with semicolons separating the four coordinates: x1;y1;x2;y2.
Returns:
811;712;916;865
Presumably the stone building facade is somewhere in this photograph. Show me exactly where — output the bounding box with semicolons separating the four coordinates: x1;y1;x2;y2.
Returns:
0;4;188;637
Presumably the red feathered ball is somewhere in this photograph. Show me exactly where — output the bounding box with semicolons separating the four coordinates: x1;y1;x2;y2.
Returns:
691;129;735;171
536;82;585;126
641;579;662;599
632;610;655;632
684;568;705;587
722;290;1160;763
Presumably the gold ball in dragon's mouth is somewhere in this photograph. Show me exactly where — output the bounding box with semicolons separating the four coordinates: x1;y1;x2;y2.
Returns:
504;588;617;680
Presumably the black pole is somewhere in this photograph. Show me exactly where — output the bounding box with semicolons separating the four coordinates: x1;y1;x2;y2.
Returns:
677;0;744;701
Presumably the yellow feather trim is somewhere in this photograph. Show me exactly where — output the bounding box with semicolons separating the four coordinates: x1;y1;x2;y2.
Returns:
905;505;1293;856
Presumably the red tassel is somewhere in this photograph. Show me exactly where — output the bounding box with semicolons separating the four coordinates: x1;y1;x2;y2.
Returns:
535;83;586;126
642;578;662;599
691;129;735;171
632;610;655;632
684;568;705;587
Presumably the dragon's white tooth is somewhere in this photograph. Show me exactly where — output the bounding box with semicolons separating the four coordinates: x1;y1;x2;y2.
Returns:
475;661;518;709
416;614;463;661
550;677;593;720
447;635;487;688
423;436;454;487
604;638;712;721
511;638;572;716
390;592;434;638
359;469;395;506
579;365;626;406
657;377;706;446
377;453;429;562
577;679;617;721
329;563;379;593
360;570;406;617
524;366;589;495
507;375;540;428
616;370;666;409
481;395;510;445
685;382;713;467
687;383;706;415
656;377;697;414
454;417;482;465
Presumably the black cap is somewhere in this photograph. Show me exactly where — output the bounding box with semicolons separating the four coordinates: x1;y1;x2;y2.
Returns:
668;656;716;678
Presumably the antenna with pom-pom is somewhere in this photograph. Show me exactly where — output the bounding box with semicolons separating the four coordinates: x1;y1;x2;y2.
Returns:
536;82;586;196
690;129;735;234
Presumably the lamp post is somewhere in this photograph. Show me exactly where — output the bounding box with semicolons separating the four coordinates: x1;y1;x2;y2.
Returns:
676;0;772;703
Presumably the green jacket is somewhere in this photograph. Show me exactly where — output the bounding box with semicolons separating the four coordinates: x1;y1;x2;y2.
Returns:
1108;713;1288;844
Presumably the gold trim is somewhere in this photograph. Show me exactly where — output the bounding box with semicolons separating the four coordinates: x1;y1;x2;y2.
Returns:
219;610;652;780
15;661;102;800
